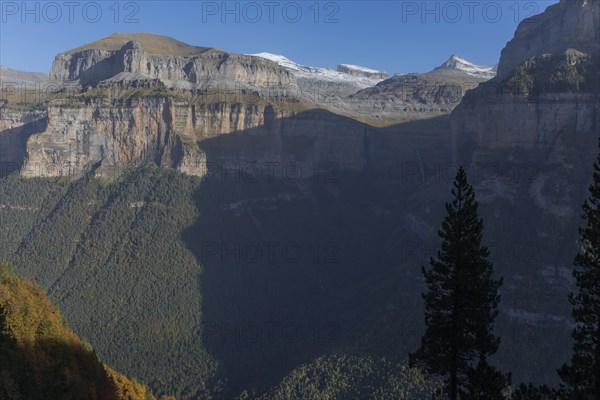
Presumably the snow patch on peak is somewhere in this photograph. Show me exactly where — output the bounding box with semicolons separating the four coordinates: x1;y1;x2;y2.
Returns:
337;64;388;79
251;52;305;72
338;64;382;74
435;55;498;78
249;52;385;87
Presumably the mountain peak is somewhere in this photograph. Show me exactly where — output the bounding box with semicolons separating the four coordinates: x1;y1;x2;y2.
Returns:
435;55;497;78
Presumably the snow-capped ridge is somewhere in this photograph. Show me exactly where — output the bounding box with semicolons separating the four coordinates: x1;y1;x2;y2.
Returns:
249;52;386;86
434;55;498;78
337;64;388;79
338;64;383;74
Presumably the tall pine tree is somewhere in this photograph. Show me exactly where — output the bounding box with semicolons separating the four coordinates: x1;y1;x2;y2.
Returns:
410;166;506;400
559;139;600;400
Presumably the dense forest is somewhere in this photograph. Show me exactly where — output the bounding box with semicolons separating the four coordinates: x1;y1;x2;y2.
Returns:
0;257;442;400
0;160;582;398
0;262;169;399
0;165;431;397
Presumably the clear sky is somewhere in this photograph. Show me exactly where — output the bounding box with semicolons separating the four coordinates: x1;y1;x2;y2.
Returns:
0;0;558;74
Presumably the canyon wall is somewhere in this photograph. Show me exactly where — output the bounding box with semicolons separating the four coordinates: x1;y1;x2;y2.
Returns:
50;39;300;100
497;0;600;79
0;107;47;176
452;0;600;156
18;96;385;179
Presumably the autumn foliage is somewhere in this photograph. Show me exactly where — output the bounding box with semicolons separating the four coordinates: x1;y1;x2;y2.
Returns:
0;262;168;400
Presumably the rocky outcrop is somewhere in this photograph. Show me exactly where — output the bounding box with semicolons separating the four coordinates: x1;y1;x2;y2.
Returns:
452;92;600;150
21;97;181;178
496;0;600;79
20;96;285;178
50;33;300;100
452;0;600;155
342;69;487;121
444;4;600;381
0;107;47;176
0;107;46;132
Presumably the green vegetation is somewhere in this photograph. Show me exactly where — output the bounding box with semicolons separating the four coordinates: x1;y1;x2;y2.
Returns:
0;164;443;398
0;156;584;398
502;51;600;96
0;262;163;400
558;138;600;398
258;354;442;400
0;167;214;398
491;140;600;399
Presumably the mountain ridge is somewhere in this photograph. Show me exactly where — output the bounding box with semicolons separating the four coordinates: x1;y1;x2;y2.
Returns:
249;52;385;88
434;54;497;78
0;65;48;85
65;32;217;56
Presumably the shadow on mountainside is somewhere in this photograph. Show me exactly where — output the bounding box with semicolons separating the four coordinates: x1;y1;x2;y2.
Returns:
182;108;594;396
0;117;47;178
182;110;453;396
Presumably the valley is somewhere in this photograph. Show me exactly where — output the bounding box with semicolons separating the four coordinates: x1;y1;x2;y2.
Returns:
1;0;600;398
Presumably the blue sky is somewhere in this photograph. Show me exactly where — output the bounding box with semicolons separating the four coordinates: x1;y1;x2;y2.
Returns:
0;0;558;74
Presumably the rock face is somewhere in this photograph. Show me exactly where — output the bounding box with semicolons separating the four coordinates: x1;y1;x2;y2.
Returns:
3;32;490;179
20;96;288;178
19;94;383;178
0;107;47;176
344;69;489;121
21;97;189;178
496;0;600;79
445;2;600;384
336;64;388;79
50;33;299;99
452;0;600;154
453;91;600;150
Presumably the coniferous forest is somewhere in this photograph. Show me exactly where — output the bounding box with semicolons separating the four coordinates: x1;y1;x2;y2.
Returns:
0;145;599;398
2;0;600;399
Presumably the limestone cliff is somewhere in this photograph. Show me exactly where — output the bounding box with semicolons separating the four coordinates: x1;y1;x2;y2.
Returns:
50;33;300;100
4;32;485;179
497;0;600;79
345;69;487;121
19;92;380;178
20;95;290;178
0;107;47;176
451;0;600;154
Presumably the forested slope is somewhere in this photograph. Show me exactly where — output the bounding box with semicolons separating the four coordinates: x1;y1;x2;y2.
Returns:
0;263;163;400
0;162;580;397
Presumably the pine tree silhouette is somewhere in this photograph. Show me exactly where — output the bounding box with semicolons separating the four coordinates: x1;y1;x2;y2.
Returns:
410;166;507;400
559;138;600;400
